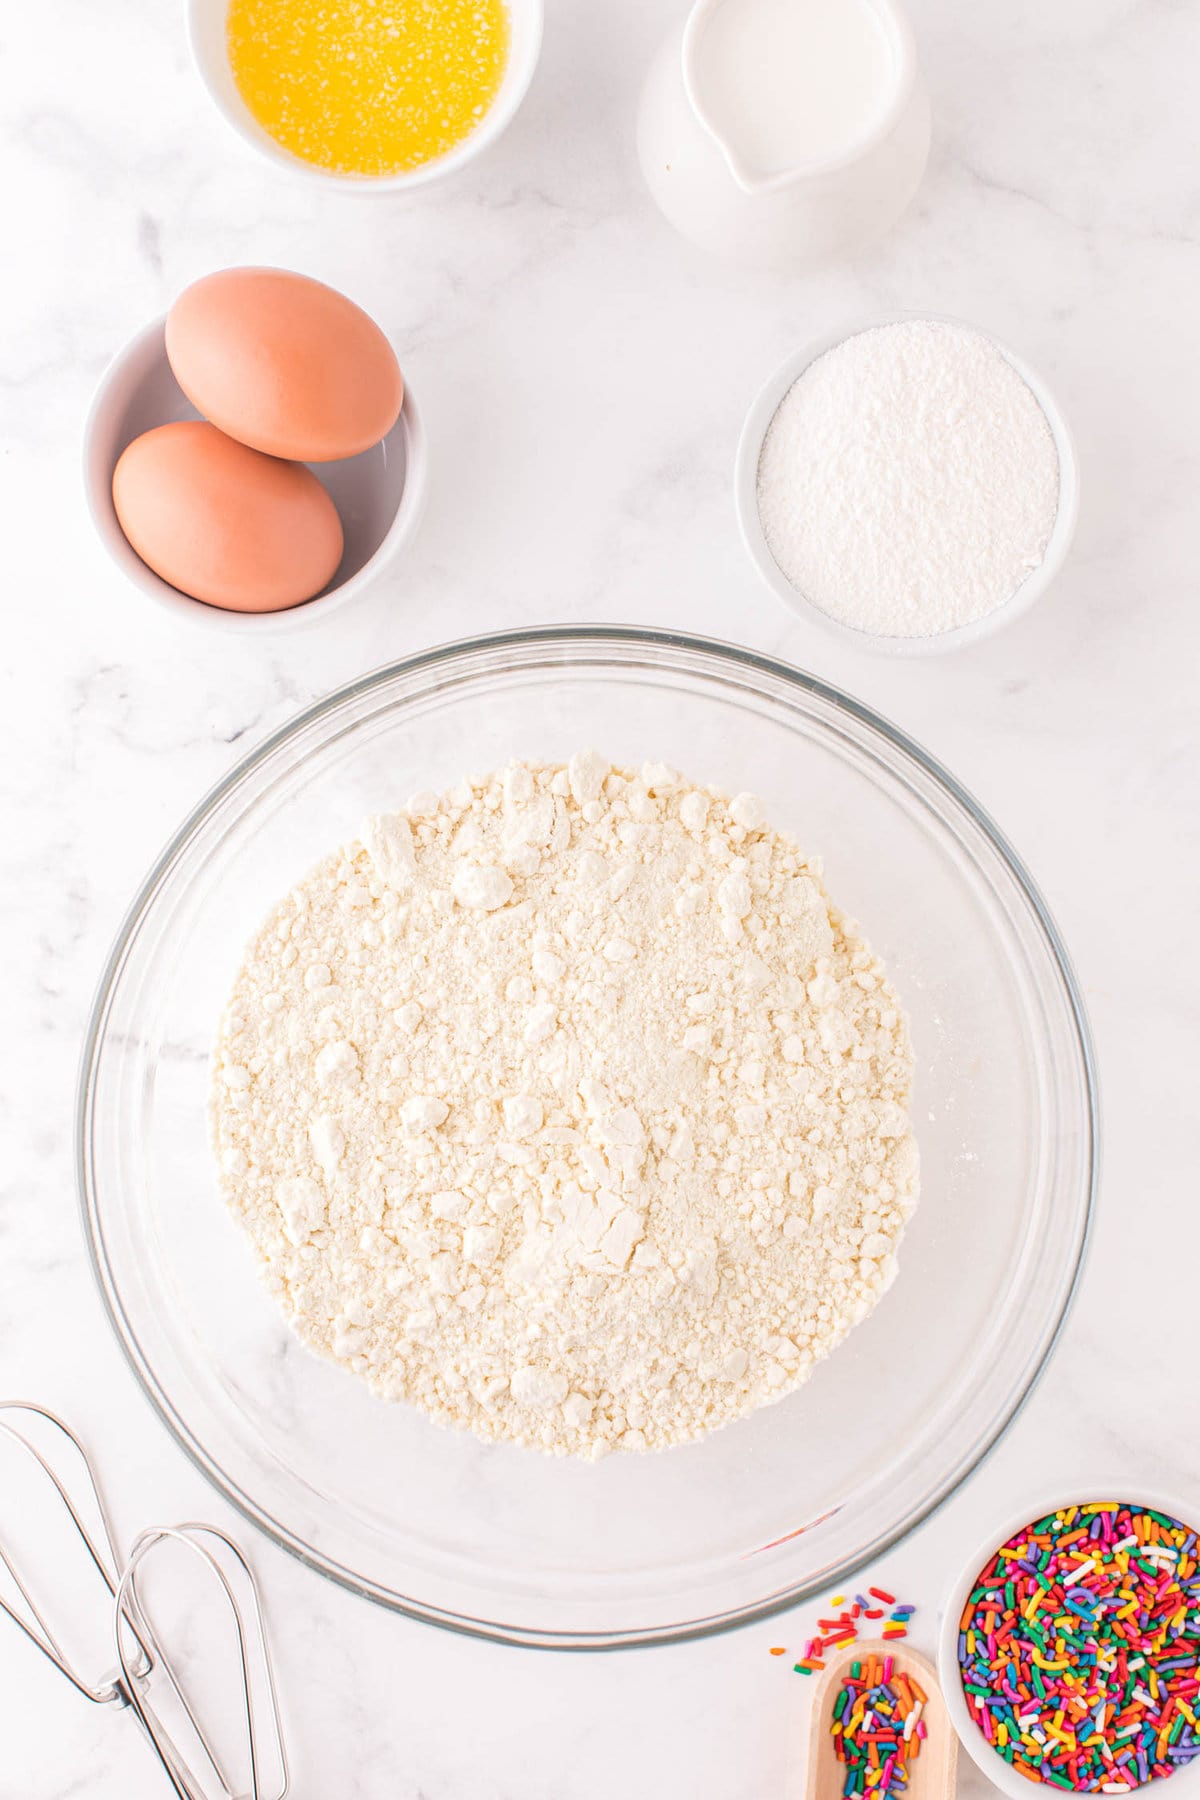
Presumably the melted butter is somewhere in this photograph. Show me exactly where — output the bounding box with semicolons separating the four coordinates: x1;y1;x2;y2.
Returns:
227;0;511;177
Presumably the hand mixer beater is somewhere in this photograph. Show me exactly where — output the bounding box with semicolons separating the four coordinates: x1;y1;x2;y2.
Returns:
0;1400;289;1799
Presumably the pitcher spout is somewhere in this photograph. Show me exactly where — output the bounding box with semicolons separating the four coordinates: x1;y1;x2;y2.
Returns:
680;0;772;193
680;0;918;194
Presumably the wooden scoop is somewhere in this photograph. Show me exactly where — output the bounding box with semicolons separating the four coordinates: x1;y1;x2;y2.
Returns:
802;1639;957;1800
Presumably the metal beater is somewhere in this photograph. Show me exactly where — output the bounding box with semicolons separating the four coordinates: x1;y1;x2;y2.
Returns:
0;1401;289;1799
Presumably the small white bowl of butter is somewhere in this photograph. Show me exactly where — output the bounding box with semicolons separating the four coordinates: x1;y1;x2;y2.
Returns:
188;0;544;191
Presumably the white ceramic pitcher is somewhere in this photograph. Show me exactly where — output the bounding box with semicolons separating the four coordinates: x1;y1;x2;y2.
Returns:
637;0;931;271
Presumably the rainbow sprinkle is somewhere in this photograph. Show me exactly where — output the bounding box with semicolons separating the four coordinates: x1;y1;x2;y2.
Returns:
957;1502;1200;1791
832;1653;927;1795
772;1586;917;1672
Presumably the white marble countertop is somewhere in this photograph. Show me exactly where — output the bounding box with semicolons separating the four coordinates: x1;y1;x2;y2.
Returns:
2;0;1198;1793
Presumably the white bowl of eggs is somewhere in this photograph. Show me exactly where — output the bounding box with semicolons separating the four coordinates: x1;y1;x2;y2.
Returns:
187;0;544;191
83;268;427;632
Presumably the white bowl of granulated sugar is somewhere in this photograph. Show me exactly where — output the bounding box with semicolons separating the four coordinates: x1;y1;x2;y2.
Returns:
735;314;1079;654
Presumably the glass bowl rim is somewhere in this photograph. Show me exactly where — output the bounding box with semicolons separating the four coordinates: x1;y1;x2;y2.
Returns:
75;624;1101;1650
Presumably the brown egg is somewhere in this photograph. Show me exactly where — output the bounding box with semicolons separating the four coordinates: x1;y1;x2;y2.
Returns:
112;421;344;613
165;267;404;462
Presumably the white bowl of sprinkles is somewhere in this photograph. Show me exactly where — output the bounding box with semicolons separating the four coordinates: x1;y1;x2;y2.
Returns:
735;313;1080;656
937;1489;1200;1799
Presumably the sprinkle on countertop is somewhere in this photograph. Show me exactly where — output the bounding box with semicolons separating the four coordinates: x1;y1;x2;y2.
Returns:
767;1585;917;1667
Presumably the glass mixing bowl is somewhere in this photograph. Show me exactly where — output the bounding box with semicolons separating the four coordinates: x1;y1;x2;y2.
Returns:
77;629;1097;1648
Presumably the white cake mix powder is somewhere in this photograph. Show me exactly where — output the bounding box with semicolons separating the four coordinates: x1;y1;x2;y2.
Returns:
756;319;1061;639
211;755;918;1458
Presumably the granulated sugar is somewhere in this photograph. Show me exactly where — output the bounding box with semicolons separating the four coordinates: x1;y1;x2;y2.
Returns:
756;320;1061;640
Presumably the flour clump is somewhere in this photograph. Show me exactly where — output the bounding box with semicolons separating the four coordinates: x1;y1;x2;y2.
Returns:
211;756;919;1457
